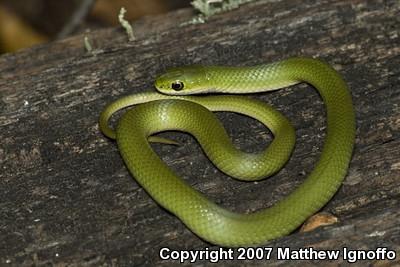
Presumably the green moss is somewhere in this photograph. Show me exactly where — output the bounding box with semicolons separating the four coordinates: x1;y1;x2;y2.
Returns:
118;7;135;41
191;0;256;17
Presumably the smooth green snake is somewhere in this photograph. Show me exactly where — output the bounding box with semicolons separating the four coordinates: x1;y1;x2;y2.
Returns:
99;57;355;247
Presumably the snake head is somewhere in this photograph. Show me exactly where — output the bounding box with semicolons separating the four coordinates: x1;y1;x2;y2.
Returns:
154;65;210;95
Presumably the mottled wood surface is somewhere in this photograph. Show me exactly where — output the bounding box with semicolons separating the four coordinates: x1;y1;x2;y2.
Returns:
0;0;399;266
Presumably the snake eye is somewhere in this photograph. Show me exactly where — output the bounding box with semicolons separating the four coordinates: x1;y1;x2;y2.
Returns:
171;81;184;91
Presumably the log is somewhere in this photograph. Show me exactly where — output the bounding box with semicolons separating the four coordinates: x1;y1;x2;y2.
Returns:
0;0;399;265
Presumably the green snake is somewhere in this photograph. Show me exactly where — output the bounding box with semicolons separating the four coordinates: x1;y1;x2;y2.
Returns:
99;57;355;247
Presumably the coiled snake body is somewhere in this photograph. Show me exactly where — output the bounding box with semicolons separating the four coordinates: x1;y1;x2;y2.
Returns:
99;57;355;246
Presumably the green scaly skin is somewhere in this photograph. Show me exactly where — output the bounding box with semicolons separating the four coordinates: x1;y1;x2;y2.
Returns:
99;57;355;247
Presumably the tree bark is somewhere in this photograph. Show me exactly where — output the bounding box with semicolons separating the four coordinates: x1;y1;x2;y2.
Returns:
0;0;399;266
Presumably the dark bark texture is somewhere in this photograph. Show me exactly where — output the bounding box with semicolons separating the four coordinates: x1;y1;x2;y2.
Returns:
1;0;399;266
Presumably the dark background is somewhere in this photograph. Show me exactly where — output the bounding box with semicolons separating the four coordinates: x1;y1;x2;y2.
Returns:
0;0;190;53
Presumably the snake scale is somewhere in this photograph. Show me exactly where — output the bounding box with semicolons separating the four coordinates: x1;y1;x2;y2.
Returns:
99;57;355;247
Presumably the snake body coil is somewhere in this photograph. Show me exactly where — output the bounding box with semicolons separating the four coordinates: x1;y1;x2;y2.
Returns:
99;57;355;246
